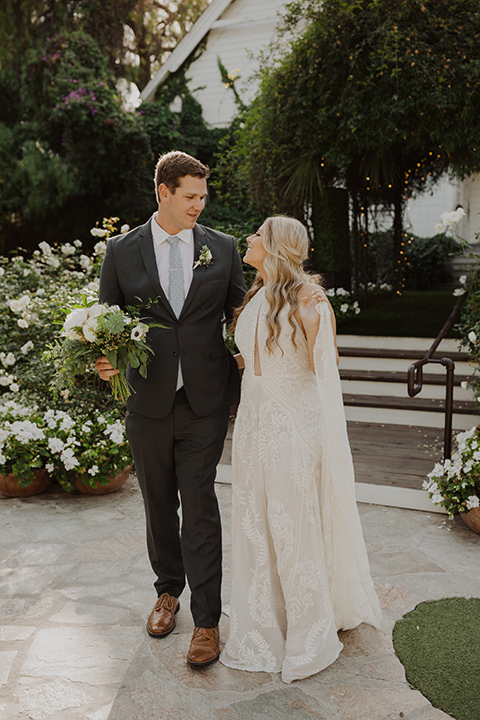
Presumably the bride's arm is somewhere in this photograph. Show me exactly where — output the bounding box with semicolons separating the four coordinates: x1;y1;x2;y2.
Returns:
234;353;245;370
296;284;339;372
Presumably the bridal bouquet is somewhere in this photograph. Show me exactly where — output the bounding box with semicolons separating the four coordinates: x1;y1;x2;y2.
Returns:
48;296;161;402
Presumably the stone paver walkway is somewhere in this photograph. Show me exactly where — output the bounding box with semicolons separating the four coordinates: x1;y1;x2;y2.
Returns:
1;468;479;720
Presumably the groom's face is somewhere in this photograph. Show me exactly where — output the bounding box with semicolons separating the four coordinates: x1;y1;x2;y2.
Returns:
157;175;208;234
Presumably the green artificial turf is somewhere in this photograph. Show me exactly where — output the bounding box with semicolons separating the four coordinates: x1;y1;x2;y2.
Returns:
338;290;460;338
393;597;480;720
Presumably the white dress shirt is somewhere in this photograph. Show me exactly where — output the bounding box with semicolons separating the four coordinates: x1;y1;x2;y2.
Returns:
150;214;194;301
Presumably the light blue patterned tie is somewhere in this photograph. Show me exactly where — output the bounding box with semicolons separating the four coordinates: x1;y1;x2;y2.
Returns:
166;236;184;389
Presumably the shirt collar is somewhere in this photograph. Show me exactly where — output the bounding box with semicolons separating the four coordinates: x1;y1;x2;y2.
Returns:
151;214;193;246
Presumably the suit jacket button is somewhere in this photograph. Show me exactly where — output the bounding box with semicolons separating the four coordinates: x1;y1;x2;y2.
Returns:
173;350;178;356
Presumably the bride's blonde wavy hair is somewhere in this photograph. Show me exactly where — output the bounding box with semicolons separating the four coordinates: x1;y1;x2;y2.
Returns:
232;215;321;354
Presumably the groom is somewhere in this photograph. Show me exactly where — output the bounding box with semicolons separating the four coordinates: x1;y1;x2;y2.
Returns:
96;151;246;666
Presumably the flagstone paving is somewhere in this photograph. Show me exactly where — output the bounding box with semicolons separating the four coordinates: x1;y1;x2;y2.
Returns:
1;470;479;720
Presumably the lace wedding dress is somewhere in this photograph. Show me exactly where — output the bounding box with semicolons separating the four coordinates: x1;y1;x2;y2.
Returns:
220;288;382;683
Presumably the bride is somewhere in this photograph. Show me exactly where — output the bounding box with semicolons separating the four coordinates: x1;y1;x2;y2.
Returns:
220;216;382;684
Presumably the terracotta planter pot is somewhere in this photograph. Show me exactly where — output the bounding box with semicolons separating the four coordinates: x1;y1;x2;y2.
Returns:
0;469;52;497
74;465;132;495
460;507;480;534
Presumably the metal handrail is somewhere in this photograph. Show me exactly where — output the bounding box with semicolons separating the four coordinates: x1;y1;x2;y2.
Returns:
407;292;469;460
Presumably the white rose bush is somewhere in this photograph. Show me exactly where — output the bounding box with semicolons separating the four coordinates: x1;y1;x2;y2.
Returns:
424;426;480;517
0;217;137;491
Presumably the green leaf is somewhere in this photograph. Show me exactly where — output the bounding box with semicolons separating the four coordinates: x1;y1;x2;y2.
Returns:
105;349;117;369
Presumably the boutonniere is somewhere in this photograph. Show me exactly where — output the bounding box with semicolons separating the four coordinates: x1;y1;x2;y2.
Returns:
193;244;213;270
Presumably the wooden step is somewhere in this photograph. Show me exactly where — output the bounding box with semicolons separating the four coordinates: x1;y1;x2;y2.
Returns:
342;394;478;415
338;347;468;362
339;369;471;387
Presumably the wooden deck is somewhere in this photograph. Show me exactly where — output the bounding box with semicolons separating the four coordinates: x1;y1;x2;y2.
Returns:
220;421;444;490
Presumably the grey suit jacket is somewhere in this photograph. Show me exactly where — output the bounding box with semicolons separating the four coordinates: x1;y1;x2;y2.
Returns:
99;220;246;418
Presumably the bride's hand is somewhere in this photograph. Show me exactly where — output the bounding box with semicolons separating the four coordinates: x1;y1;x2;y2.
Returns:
298;289;326;331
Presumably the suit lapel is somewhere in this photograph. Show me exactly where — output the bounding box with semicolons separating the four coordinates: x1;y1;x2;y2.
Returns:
181;225;207;317
136;220;176;319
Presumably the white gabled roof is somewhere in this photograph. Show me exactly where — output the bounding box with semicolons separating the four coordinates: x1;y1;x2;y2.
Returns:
141;0;235;103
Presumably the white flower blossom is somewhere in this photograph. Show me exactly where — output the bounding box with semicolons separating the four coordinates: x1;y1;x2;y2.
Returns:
104;422;125;444
453;288;465;297
45;463;54;473
336;288;349;296
461;381;469;390
90;227;108;237
74;239;82;248
82;319;97;343
93;241;107;256
1;353;16;368
466;496;480;509
60;447;79;470
20;341;34;355
61;243;76;256
9;295;30;313
9;383;19;392
468;331;477;344
131;323;148;341
17;318;29;329
79;255;92;271
38;241;52;256
11;420;44;443
0;267;4;277
88;465;99;476
459;275;467;285
120;224;130;233
340;303;349;313
48;437;64;453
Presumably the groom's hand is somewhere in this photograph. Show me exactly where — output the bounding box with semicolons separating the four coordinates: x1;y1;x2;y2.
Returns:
95;356;119;380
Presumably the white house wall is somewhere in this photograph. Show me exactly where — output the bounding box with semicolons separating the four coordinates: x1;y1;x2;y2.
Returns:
184;0;287;128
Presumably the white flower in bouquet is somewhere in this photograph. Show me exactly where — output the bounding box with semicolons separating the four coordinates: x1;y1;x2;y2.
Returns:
49;297;164;403
130;324;148;341
120;224;130;233
0;267;5;278
61;243;76;256
74;240;82;248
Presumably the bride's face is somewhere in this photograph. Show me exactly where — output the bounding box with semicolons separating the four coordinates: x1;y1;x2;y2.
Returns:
244;226;267;270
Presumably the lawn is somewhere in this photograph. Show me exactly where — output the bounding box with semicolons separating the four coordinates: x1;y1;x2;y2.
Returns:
337;290;461;338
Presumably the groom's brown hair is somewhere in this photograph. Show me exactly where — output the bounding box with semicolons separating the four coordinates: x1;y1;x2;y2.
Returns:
154;151;210;201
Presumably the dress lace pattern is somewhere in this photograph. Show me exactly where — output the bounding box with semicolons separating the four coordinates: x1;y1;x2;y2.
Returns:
220;288;381;683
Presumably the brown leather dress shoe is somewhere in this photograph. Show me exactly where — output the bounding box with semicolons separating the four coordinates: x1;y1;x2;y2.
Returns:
147;593;179;637
187;626;220;666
